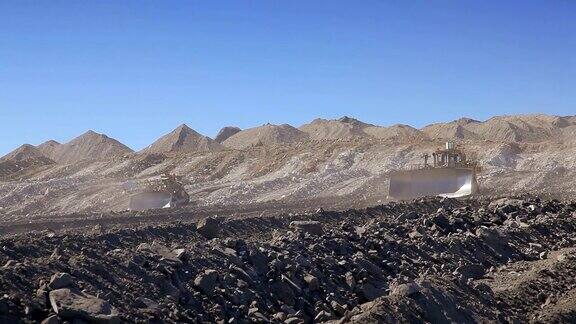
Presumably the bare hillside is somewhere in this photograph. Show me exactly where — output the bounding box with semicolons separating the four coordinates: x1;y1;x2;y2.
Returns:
364;124;426;141
422;114;576;143
1;144;50;162
301;117;426;142
36;140;62;161
51;130;134;164
1;114;576;217
142;124;222;154
222;124;309;149
215;126;242;143
299;117;372;140
0;144;55;180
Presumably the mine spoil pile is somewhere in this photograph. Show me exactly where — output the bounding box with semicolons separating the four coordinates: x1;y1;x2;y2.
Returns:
1;197;576;323
3;114;576;216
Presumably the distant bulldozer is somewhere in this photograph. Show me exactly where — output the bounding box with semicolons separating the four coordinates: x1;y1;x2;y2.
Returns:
388;141;480;200
128;173;190;211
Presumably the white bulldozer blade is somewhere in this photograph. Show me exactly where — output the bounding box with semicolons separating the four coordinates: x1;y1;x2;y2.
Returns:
129;191;173;211
388;168;478;200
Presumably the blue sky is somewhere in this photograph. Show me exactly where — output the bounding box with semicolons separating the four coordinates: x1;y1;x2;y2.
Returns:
1;1;574;155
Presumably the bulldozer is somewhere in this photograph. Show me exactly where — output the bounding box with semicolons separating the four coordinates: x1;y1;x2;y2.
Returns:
128;173;190;211
388;141;479;200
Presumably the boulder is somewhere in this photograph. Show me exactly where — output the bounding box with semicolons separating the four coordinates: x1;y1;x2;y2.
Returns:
489;198;524;214
194;269;219;295
248;247;269;275
49;288;119;323
389;282;421;298
136;241;182;266
289;221;324;235
48;273;73;290
197;217;220;239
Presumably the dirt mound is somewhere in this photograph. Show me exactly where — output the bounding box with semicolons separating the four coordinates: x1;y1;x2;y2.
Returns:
469;114;573;142
1;144;50;162
214;126;242;143
300;117;426;143
421;122;481;140
299;117;372;140
364;124;427;141
422;114;576;143
51;130;133;164
222;124;309;149
141;124;222;154
0;144;54;179
36;140;61;161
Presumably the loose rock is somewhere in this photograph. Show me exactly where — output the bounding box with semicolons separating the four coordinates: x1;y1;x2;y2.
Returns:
49;288;119;323
197;217;220;239
289;221;324;235
48;273;73;290
194;269;219;295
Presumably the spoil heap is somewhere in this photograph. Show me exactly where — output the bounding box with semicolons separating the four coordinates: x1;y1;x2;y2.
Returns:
422;114;576;142
141;124;222;154
36;140;62;161
53;130;133;163
0;144;54;178
215;126;242;143
222;124;309;149
300;117;426;142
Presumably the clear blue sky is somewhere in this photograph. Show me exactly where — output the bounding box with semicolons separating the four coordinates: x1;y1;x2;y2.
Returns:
1;1;574;155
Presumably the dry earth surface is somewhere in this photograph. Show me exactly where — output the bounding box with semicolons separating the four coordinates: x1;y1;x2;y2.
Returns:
1;114;576;323
2;114;576;218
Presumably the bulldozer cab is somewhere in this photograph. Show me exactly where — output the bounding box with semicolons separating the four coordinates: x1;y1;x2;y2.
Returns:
388;142;479;200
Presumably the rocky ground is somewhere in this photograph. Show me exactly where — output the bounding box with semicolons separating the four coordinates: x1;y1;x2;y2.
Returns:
2;196;576;323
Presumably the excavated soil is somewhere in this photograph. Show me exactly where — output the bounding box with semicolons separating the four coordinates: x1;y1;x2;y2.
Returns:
2;196;576;323
3;114;576;218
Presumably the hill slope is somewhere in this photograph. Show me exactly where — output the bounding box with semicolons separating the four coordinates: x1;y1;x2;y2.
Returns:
1;144;51;162
299;117;373;140
300;117;426;142
364;124;427;141
141;124;222;154
421;115;576;142
222;124;309;149
53;131;133;163
0;144;55;178
37;140;62;161
215;126;242;143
